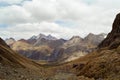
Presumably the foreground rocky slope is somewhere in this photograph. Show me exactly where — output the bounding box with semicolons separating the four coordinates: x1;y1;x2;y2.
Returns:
0;38;48;79
0;38;40;69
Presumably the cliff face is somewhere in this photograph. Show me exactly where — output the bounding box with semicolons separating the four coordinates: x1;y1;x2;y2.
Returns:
98;13;120;49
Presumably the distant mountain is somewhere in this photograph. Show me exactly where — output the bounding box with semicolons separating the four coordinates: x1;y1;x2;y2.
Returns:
6;33;105;62
5;38;16;46
11;40;32;51
28;33;57;46
47;39;67;49
55;33;106;62
62;33;106;54
47;33;106;62
30;33;57;40
27;37;37;45
46;34;57;40
34;38;50;46
84;33;107;46
11;40;53;60
62;36;83;49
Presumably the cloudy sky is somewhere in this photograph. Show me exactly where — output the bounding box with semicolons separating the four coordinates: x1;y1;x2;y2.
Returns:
0;0;120;40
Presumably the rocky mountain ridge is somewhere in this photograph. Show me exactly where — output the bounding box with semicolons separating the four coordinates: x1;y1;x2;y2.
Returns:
5;33;106;62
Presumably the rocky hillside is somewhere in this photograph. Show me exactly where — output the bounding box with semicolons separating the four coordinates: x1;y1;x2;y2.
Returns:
0;37;51;79
0;38;41;69
72;13;120;80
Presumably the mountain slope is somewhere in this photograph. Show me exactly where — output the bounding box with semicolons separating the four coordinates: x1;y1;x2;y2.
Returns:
61;33;105;56
11;40;53;60
84;33;106;47
0;38;40;69
72;13;120;80
98;13;120;49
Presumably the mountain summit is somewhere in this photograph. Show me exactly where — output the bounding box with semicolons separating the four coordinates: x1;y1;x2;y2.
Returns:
30;33;57;40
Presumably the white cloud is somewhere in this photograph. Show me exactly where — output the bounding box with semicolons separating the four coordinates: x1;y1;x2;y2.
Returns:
0;0;120;39
0;5;31;24
0;22;81;40
23;0;57;21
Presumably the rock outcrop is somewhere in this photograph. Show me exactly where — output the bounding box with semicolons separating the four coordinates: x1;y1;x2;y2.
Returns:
98;13;120;49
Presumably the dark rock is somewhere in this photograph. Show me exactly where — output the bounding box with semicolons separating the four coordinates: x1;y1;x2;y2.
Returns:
0;57;2;61
98;13;120;49
0;38;9;48
72;64;78;68
76;63;85;70
109;39;120;49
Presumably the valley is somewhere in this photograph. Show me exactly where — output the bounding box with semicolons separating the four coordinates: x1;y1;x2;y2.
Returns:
0;8;120;80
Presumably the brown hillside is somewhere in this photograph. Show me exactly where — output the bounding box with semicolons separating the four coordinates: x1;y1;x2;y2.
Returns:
71;13;120;80
0;38;40;69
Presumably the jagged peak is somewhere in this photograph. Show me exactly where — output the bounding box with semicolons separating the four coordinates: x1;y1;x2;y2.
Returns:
29;33;57;40
70;36;82;40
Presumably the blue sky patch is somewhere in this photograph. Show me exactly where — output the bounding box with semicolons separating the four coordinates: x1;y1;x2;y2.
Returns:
0;24;8;28
0;0;32;7
55;20;77;27
0;2;11;7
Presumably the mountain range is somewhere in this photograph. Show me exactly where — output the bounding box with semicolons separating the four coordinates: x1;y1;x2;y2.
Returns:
5;33;106;62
